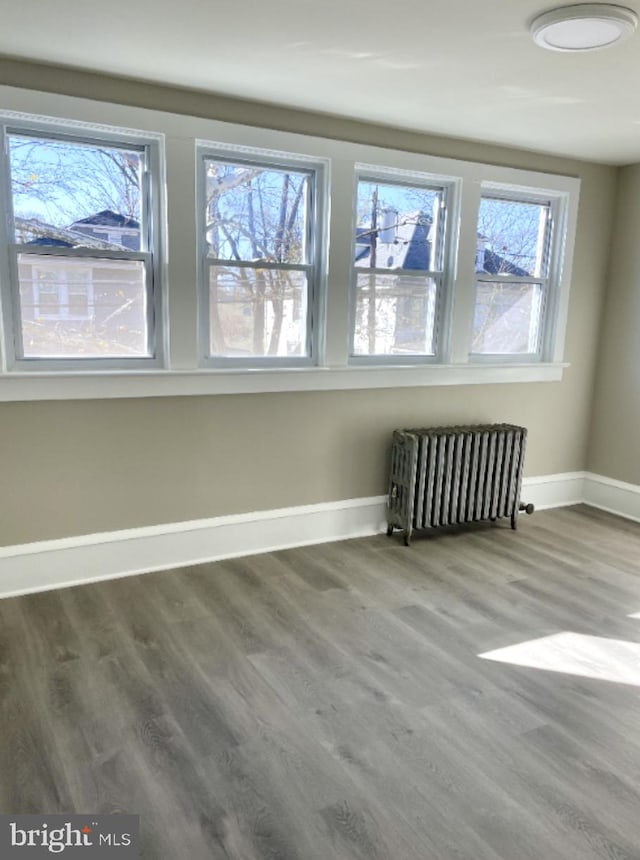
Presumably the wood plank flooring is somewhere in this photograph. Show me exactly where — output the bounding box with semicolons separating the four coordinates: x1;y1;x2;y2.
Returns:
2;505;640;858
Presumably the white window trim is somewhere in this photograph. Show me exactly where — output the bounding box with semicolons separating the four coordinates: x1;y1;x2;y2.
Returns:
469;184;568;362
0;112;167;372
195;143;329;368
0;86;580;401
0;362;567;402
349;166;457;364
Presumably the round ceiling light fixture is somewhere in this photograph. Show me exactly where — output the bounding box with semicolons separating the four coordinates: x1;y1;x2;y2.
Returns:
531;3;638;51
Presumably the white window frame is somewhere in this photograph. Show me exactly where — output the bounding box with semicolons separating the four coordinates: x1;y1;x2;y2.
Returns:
349;166;457;365
470;184;565;363
0;116;166;371
196;143;328;368
0;87;580;401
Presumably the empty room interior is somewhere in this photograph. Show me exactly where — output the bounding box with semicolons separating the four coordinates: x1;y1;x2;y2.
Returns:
2;0;640;857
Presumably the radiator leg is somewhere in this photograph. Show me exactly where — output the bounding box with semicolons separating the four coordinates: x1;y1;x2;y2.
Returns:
386;524;394;537
403;530;412;547
511;511;518;530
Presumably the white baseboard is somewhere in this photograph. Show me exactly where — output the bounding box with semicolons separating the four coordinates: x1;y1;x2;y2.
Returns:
0;496;388;600
522;471;586;510
0;471;637;600
583;473;640;524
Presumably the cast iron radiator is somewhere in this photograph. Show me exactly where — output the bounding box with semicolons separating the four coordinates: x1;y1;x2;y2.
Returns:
386;423;531;545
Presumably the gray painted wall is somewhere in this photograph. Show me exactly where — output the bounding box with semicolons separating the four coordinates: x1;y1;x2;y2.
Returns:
588;165;640;483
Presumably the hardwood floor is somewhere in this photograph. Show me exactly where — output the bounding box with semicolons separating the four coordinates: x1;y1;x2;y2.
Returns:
2;505;640;858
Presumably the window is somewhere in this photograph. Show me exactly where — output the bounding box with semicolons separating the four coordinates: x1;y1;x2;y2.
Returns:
31;264;92;321
198;149;324;366
1;126;162;366
351;174;449;361
0;94;579;399
472;192;554;358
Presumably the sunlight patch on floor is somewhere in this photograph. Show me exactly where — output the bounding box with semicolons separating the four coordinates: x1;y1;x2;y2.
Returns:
479;632;640;686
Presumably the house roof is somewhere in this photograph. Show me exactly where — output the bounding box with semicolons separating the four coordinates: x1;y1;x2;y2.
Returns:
15;216;120;250
355;210;530;277
355;210;433;270
72;209;140;229
479;249;529;278
27;237;75;248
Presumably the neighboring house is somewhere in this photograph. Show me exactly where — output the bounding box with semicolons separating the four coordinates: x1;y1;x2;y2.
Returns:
355;207;530;275
17;211;146;356
355;208;434;270
71;209;141;251
354;208;437;353
15;216;116;250
355;208;537;354
475;236;540;354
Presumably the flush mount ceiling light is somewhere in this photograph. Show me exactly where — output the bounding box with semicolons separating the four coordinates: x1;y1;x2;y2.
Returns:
531;3;638;51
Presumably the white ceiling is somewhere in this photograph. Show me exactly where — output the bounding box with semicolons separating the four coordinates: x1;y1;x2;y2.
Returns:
1;0;640;164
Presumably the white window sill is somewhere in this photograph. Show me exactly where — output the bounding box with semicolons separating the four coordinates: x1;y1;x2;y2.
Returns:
0;362;568;401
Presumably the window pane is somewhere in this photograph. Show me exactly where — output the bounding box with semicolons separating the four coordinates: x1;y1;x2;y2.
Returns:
38;287;60;316
9;135;144;250
18;254;149;358
476;197;550;278
472;281;543;355
205;160;309;264
353;273;437;356
209;266;307;358
355;179;442;270
68;288;89;318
